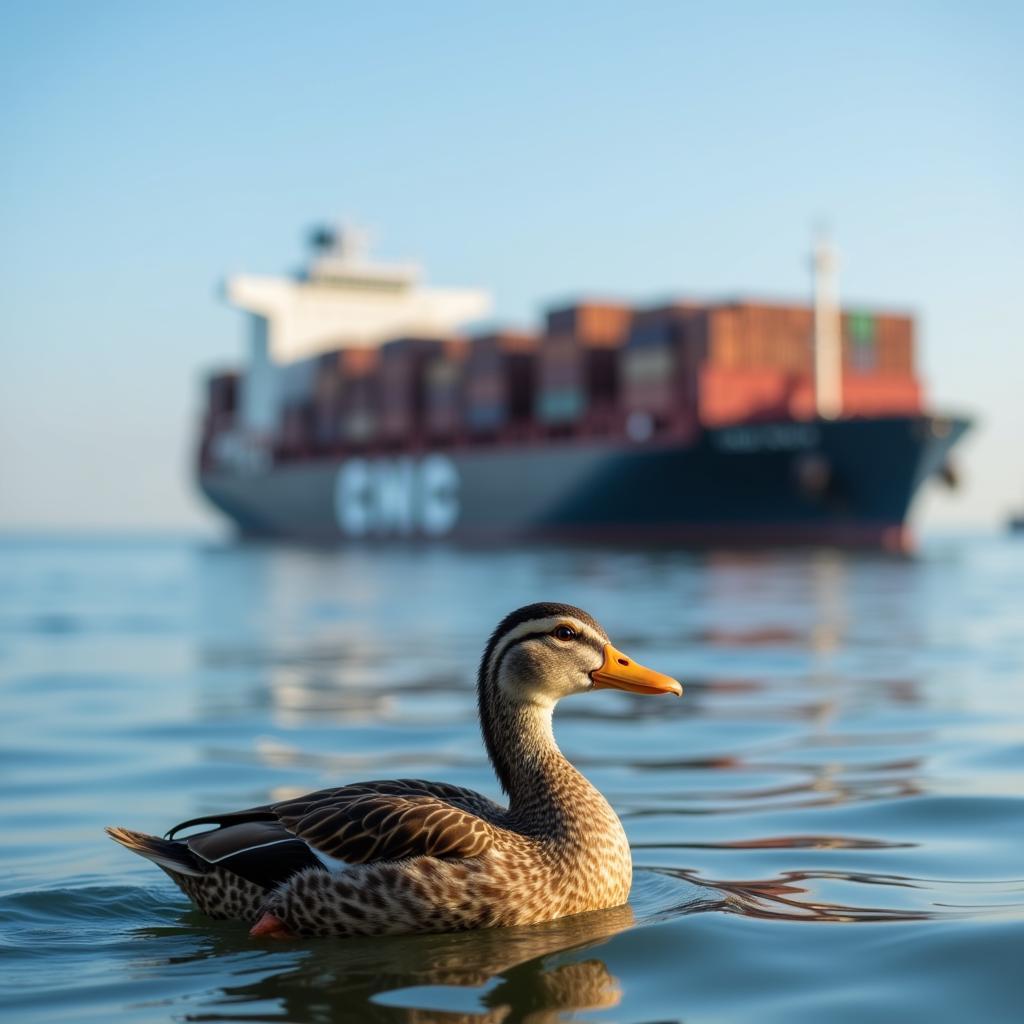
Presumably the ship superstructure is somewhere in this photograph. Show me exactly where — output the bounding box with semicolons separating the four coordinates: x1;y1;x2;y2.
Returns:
216;227;490;466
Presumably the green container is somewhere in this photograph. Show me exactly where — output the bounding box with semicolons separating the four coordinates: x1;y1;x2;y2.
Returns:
538;388;585;424
849;311;877;371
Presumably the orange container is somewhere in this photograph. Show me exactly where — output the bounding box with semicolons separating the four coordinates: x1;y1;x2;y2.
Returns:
544;301;633;347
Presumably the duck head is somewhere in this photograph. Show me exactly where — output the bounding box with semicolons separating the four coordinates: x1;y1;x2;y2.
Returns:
480;602;682;706
477;602;682;796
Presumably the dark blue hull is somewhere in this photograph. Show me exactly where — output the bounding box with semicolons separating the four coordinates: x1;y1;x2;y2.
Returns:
199;414;969;549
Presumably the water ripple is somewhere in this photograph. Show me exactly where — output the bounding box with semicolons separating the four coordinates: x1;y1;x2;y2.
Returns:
2;536;1024;1022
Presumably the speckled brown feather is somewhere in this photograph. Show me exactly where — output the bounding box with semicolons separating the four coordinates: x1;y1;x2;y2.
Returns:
173;865;268;921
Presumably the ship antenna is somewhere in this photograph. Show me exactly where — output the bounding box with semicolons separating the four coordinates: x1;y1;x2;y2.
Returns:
307;222;370;264
811;229;842;420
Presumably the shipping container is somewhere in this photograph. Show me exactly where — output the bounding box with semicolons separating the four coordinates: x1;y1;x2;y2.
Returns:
312;347;380;448
464;331;538;436
537;339;618;426
842;376;921;416
621;304;705;432
544;301;632;347
341;369;379;444
424;339;469;440
378;336;450;442
704;303;814;375
694;303;922;424
537;302;631;429
843;311;915;377
697;365;814;427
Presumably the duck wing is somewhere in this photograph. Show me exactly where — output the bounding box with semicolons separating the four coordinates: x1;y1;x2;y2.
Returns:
277;792;497;862
281;778;506;821
165;778;505;865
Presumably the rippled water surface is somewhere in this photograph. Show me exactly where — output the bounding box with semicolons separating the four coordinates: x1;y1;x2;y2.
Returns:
2;535;1023;1023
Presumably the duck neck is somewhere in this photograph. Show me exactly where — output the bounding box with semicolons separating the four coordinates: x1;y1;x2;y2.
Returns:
482;692;593;815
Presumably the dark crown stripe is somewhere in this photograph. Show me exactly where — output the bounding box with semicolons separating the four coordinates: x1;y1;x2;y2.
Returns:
479;603;606;681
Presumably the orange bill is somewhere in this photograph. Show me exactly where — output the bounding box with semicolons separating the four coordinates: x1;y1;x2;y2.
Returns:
591;644;683;697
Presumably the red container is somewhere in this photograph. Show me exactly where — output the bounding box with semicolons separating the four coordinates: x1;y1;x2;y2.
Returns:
697;365;806;427
697;303;922;423
842;376;921;415
705;303;815;375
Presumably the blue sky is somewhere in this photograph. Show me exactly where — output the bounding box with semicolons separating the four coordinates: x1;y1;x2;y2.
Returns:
1;2;1021;531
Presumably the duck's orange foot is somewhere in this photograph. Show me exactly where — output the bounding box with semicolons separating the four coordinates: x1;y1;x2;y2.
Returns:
250;911;294;939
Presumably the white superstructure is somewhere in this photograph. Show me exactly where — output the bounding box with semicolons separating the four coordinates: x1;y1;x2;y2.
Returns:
229;226;491;437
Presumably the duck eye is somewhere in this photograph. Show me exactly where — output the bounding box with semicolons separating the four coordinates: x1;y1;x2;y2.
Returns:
553;625;577;642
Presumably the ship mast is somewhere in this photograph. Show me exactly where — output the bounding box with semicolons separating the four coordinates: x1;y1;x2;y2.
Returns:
812;235;843;420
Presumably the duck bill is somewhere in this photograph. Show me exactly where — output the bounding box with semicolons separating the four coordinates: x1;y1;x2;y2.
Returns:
591;644;683;697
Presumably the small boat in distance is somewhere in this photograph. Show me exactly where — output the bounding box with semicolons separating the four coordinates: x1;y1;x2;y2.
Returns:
198;227;969;550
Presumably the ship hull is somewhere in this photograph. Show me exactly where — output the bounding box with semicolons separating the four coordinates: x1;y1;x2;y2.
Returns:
199;415;969;550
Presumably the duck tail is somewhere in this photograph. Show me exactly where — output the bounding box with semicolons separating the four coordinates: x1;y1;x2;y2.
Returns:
105;825;206;878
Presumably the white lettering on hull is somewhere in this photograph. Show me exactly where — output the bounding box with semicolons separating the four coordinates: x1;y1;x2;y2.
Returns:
334;455;460;537
715;424;821;453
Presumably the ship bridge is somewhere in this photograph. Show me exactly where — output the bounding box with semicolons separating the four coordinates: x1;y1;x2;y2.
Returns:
228;226;491;436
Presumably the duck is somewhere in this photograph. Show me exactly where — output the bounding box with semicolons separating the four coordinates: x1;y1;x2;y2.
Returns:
106;602;682;938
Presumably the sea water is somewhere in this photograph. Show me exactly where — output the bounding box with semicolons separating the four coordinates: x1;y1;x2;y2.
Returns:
1;534;1022;1022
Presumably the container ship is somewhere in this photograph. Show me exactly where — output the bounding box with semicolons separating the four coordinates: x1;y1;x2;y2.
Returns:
198;227;969;550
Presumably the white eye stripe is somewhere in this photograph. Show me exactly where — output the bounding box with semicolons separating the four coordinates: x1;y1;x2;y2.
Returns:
486;616;603;679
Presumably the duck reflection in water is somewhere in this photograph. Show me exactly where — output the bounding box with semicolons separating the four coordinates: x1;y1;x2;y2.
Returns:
140;900;634;1024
